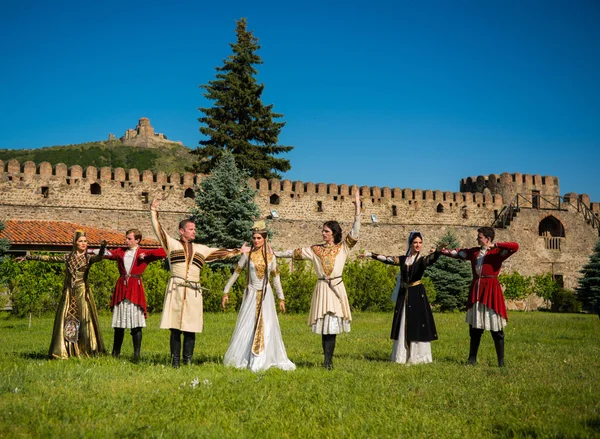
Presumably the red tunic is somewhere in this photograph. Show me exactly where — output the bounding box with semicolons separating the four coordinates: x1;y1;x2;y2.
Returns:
105;247;166;318
442;242;519;320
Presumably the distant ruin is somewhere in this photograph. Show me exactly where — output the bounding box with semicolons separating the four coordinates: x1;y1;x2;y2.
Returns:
108;117;182;148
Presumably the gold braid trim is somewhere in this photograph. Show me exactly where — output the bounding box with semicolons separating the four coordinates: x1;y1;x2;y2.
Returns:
345;234;358;249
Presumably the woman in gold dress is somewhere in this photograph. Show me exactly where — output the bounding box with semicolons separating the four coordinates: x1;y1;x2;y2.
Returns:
22;230;107;359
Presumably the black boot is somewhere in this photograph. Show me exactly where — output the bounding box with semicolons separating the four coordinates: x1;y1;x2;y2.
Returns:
131;327;142;361
322;334;336;370
170;329;181;368
468;326;484;365
112;328;125;358
182;332;196;366
492;330;505;367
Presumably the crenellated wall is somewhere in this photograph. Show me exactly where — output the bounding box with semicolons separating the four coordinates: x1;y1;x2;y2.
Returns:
460;172;563;207
1;159;598;295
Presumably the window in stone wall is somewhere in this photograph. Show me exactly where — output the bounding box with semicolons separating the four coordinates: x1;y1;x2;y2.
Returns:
436;203;444;213
141;192;149;204
553;274;564;288
532;190;540;209
41;187;49;198
90;183;101;195
461;206;468;219
317;201;323;212
184;188;195;200
270;194;280;205
539;216;565;237
392;205;397;216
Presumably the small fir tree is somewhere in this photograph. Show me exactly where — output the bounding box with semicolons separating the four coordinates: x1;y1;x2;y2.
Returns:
190;18;293;179
190;152;261;265
576;240;600;316
425;230;472;311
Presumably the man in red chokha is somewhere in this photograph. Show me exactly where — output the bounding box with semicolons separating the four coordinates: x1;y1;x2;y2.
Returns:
441;227;518;367
103;229;166;360
150;197;242;368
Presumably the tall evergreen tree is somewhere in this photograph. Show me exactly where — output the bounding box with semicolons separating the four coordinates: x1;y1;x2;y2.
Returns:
425;230;473;311
576;240;600;316
190;152;261;265
190;18;293;179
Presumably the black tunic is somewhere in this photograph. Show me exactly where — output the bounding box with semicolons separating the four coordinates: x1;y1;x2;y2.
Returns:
372;251;439;343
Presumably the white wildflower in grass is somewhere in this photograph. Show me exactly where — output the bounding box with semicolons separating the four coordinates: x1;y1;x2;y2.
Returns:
203;379;211;387
13;388;20;393
190;377;199;389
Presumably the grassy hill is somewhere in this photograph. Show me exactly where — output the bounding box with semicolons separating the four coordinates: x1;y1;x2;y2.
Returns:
0;140;195;174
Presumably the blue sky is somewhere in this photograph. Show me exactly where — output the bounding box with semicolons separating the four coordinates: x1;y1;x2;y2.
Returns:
1;0;599;201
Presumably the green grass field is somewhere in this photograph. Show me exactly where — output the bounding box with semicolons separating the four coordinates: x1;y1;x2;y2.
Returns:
0;311;599;438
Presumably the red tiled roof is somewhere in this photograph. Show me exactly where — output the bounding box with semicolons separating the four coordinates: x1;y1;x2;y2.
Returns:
0;220;161;248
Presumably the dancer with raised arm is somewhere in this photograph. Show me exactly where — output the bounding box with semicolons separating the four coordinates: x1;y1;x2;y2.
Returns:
275;190;360;370
150;197;241;367
221;221;295;372
19;231;106;359
102;229;166;360
361;231;439;365
441;227;518;366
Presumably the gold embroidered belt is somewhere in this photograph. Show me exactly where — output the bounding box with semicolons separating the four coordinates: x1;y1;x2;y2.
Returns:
401;280;422;291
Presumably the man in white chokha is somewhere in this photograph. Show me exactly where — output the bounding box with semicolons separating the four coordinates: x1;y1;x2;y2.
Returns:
150;197;241;367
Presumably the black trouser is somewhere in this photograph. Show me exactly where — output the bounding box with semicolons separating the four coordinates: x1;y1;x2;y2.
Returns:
112;327;143;359
468;325;504;366
322;334;337;370
170;329;196;367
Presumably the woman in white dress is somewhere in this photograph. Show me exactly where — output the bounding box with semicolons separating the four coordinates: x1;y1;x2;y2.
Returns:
221;222;295;372
275;190;361;370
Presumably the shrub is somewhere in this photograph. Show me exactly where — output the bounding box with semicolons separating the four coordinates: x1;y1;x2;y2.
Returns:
551;289;581;313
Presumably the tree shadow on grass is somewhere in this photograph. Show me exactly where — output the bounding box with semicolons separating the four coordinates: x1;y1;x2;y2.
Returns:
583;417;600;433
20;351;48;360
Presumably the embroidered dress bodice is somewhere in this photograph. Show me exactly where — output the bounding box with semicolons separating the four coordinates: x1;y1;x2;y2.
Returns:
250;250;273;280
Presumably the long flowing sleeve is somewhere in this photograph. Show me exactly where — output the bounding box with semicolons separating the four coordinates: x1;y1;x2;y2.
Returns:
271;258;284;300
496;242;519;260
88;243;106;264
274;248;311;260
25;253;66;263
344;215;360;249
422;250;441;267
441;248;468;260
205;248;241;263
223;254;247;294
370;253;401;266
151;209;171;252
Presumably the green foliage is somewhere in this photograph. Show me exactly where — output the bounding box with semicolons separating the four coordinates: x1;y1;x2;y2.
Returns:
190;18;293;179
278;260;317;313
88;259;120;309
426;231;472;311
576;239;600;314
190;152;260;265
2;258;63;319
201;265;247;313
0;141;192;174
142;261;170;313
499;271;532;301
551;289;582;313
343;259;396;312
0;220;9;262
422;276;436;303
532;272;560;307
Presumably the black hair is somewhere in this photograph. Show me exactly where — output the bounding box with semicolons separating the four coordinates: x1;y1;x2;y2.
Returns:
323;220;343;245
477;226;495;242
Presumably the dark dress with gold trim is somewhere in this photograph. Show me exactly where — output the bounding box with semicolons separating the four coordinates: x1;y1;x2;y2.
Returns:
26;250;106;359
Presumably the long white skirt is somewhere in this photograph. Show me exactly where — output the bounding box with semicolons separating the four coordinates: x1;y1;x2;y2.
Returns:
390;300;432;365
224;286;295;372
466;302;507;331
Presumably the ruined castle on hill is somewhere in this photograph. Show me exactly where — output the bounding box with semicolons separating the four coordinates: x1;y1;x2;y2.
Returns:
108;117;183;147
1;152;599;298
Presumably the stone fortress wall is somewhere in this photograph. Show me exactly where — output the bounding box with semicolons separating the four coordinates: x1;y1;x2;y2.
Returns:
1;159;599;293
